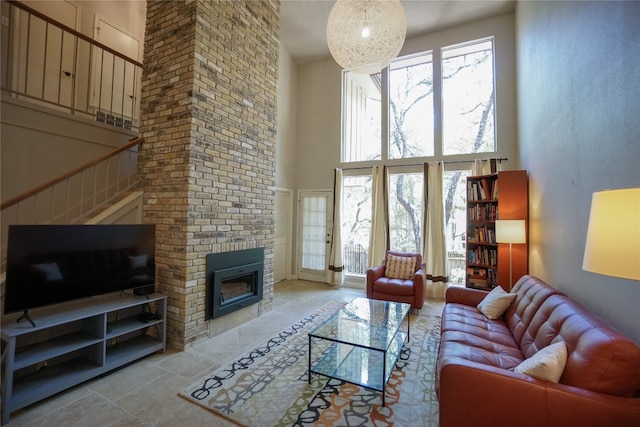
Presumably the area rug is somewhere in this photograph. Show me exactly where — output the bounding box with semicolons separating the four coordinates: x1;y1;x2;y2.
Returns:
179;300;441;426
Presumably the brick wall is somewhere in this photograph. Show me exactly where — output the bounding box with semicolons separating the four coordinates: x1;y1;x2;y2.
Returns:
139;0;279;349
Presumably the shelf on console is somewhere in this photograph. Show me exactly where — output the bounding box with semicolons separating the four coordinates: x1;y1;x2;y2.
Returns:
13;330;102;370
1;293;167;425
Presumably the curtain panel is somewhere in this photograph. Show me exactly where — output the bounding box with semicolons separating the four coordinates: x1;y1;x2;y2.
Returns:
368;166;388;267
328;168;344;286
423;162;448;299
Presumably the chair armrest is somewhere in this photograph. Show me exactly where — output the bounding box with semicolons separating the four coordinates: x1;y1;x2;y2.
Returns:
413;267;425;305
445;286;488;307
366;265;386;297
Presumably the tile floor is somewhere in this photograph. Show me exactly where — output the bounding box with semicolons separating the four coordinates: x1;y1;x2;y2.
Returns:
6;280;444;426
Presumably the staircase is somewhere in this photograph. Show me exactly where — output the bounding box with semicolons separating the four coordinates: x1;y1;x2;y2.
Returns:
0;136;145;270
1;0;146;271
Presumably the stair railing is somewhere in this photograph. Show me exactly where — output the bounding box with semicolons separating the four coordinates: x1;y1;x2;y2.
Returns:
1;136;144;262
1;0;143;131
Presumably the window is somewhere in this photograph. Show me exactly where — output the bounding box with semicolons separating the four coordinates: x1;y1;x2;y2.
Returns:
300;195;328;271
339;36;499;283
341;175;373;275
388;171;423;253
389;53;434;159
342;72;381;162
442;39;496;155
340;37;496;161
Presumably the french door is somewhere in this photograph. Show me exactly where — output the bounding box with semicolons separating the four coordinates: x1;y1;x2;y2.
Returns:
298;191;332;282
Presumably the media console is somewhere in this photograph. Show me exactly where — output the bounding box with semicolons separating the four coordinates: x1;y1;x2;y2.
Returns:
1;292;167;425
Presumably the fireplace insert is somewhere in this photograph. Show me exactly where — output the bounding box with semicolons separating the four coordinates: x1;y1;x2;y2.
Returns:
205;248;264;320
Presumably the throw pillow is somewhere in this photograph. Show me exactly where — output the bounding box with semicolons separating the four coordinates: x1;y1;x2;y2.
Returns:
514;341;568;383
385;255;417;279
477;285;516;319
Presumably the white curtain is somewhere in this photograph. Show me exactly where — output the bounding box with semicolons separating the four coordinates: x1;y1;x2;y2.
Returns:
423;162;447;299
472;158;501;176
328;168;344;286
368;166;387;267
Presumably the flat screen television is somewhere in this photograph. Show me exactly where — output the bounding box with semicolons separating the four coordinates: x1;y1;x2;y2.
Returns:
4;224;156;324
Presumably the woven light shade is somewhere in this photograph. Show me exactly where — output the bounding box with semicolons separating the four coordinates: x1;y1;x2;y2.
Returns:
326;0;406;75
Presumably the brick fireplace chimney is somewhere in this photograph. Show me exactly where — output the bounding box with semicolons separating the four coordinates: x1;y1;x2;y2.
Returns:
139;0;278;350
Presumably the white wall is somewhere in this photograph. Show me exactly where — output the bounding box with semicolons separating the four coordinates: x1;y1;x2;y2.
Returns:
516;1;640;343
276;44;298;278
295;57;343;191
1;97;135;200
276;43;298;190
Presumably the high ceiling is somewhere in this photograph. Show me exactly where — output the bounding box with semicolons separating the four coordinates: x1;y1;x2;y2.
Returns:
279;0;516;63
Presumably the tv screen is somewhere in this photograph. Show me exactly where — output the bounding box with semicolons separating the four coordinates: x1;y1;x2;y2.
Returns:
4;224;156;315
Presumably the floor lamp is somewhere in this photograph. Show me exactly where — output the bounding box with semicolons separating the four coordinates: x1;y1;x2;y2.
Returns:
496;220;526;291
583;188;640;280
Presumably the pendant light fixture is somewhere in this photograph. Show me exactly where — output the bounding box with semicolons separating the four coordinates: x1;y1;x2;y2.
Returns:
326;0;407;75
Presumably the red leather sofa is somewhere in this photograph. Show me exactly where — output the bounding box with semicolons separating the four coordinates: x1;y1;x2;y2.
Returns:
436;275;640;427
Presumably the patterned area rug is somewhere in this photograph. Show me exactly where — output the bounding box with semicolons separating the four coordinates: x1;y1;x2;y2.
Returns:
179;300;441;426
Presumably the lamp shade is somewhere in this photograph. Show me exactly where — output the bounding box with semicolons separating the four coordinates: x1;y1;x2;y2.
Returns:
326;0;406;75
582;188;640;280
495;220;526;244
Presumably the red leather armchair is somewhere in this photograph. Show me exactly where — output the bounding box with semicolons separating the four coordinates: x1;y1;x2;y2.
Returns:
366;250;425;310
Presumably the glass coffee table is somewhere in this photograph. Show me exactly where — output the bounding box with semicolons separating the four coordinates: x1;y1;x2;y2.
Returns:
307;297;411;406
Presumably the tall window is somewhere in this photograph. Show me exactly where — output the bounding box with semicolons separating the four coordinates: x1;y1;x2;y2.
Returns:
389;53;434;159
340;36;496;161
442;39;496;155
339;36;498;278
388;171;423;253
342;73;381;162
341;175;372;275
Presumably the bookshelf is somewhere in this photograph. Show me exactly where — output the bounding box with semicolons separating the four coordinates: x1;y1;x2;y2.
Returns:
465;170;528;290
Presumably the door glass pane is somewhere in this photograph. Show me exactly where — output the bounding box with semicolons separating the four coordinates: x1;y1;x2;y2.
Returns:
443;170;471;285
388;172;423;252
342;175;372;275
342;71;381;162
442;38;496;155
301;195;327;270
389;53;434;159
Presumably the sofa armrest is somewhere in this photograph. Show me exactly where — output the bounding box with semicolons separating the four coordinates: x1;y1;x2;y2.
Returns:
445;286;488;307
546;385;640;426
438;360;640;427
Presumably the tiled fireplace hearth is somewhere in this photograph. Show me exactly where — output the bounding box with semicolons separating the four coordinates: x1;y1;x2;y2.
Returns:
206;248;264;320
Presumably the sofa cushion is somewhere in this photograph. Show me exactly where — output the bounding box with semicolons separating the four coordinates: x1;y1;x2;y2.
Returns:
504;275;564;349
514;341;568;383
477;286;516;319
385;254;417;279
520;294;640;397
372;277;416;296
440;303;524;370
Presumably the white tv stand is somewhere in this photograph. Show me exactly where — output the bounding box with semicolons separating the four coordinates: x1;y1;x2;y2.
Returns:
1;292;167;425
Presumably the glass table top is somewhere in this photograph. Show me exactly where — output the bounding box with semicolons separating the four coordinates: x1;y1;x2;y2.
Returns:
309;297;411;351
